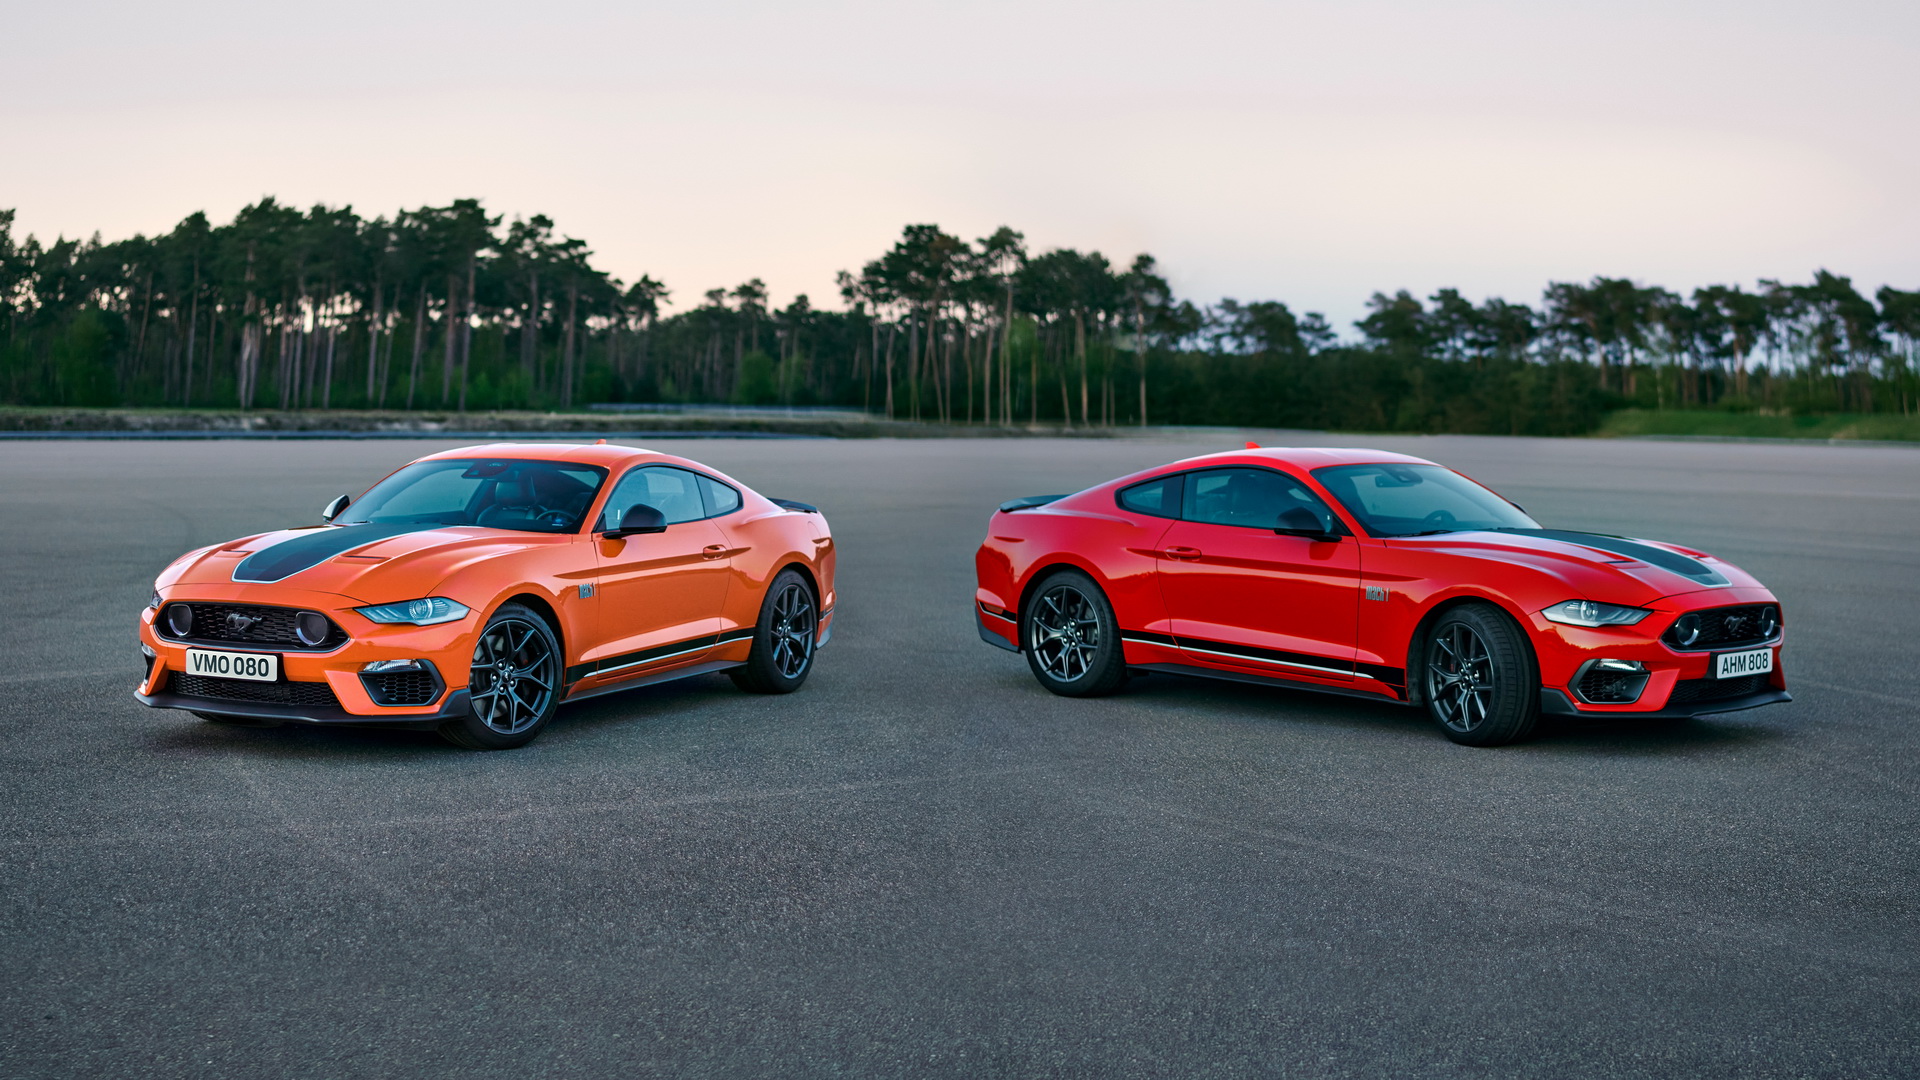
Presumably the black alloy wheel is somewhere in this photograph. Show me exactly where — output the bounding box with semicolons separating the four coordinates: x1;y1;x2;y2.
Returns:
1024;569;1128;697
440;603;562;750
1422;602;1538;747
731;568;819;694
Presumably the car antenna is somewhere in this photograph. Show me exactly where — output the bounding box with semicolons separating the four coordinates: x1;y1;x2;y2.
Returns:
595;438;607;444
1245;441;1260;449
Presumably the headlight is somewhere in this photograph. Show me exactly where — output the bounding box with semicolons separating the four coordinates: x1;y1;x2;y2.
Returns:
355;597;470;626
1542;599;1652;627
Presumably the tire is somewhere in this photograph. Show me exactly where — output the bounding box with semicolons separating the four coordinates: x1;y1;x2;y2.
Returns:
730;568;820;694
193;711;279;728
438;603;563;750
1421;602;1539;747
1023;569;1128;697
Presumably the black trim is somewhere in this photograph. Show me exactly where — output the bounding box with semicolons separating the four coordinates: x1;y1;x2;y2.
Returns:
1132;663;1408;705
232;523;436;583
977;606;1019;651
1538;685;1792;720
562;659;745;703
1507;529;1730;587
565;628;757;683
1122;630;1354;677
999;494;1070;513
135;687;471;728
770;498;819;513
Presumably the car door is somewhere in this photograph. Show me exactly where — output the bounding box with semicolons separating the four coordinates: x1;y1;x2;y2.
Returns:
584;465;732;676
1155;466;1360;679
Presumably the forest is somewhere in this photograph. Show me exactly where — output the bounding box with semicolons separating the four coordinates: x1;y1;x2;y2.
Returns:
2;200;1916;437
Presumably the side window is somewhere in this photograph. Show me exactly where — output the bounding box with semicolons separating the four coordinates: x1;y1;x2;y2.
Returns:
698;474;742;517
1183;467;1340;530
1117;474;1183;519
600;466;708;528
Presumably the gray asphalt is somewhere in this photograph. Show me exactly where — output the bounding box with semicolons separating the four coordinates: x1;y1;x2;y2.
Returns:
2;433;1916;1079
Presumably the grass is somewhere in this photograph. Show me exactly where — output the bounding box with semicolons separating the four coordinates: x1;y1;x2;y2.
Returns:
1597;409;1920;442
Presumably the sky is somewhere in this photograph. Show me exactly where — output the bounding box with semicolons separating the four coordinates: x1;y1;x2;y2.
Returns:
3;0;1916;329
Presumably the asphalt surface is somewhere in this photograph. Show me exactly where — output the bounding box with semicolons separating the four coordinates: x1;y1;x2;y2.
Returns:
2;433;1916;1079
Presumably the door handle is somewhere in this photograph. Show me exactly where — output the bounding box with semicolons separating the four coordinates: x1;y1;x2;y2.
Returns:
702;544;729;560
1162;546;1203;561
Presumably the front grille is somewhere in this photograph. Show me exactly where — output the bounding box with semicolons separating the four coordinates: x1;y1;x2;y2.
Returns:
168;672;342;708
157;603;348;651
1577;666;1649;704
1663;605;1780;651
361;670;441;706
1667;674;1770;706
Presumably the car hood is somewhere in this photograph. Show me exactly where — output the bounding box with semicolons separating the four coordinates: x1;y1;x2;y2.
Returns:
1392;528;1762;603
163;523;559;603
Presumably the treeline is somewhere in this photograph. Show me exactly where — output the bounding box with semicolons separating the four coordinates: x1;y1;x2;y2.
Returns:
2;201;1916;435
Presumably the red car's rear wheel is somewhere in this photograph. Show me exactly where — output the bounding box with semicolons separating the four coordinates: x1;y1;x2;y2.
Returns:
1024;570;1128;697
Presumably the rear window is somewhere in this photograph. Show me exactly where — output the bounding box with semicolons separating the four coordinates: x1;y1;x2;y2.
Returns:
1116;474;1183;519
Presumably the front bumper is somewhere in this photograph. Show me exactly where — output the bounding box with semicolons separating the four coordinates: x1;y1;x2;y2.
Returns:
1539;684;1792;721
1527;586;1790;715
134;686;472;728
138;589;477;722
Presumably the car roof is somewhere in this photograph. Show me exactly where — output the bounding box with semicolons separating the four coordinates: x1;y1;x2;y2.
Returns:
1167;446;1440;471
418;442;669;468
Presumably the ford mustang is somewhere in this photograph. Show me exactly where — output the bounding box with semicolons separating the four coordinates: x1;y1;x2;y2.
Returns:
974;446;1788;746
138;442;835;749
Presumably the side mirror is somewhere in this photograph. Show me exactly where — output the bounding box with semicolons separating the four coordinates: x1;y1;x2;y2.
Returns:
1275;506;1340;542
603;503;667;539
322;494;351;522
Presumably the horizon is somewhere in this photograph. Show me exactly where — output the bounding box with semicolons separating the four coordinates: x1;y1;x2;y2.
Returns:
5;0;1916;329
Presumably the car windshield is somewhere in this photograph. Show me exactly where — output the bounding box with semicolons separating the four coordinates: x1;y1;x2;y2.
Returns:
1312;463;1537;537
335;458;608;533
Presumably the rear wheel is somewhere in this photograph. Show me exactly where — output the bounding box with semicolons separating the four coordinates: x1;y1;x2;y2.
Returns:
439;603;562;750
1023;570;1128;697
1422;603;1538;747
730;569;819;694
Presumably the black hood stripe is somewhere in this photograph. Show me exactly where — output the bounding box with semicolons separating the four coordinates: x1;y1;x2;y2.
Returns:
232;523;441;583
1510;529;1729;586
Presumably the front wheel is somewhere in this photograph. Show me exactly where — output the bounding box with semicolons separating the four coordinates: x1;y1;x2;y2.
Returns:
439;603;563;750
730;569;819;694
1023;570;1128;697
1422;603;1538;747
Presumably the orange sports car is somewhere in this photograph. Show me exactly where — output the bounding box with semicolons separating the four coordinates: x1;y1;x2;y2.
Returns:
136;442;836;749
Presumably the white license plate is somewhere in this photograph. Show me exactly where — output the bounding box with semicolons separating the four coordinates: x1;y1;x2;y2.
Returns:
183;649;279;683
1714;648;1773;680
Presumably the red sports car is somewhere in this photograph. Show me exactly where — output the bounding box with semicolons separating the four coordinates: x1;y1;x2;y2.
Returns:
974;447;1788;746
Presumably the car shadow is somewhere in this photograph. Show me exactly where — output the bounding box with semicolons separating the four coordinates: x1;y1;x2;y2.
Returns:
1116;670;1785;753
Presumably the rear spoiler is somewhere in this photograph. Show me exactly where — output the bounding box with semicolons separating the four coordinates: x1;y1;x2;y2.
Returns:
998;494;1070;513
770;498;819;513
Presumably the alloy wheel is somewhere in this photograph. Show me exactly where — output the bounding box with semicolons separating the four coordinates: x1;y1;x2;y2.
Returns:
768;582;816;679
1427;622;1495;733
1031;584;1102;682
469;617;557;735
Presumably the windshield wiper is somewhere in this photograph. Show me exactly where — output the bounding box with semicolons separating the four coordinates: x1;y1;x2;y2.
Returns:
1404;529;1459;536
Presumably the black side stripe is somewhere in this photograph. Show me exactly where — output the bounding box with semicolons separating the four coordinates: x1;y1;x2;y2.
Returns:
1120;629;1405;686
565;628;757;683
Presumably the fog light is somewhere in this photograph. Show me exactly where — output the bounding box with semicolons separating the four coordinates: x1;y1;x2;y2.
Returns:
1759;605;1780;638
1671;613;1701;647
295;611;331;647
140;644;155;658
362;659;424;673
165;604;194;637
1574;658;1651;704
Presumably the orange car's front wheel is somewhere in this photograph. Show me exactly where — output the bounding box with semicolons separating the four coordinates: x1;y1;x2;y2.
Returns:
439;603;562;750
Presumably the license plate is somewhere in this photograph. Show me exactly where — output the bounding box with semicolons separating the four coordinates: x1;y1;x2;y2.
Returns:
183;649;279;683
1714;648;1773;680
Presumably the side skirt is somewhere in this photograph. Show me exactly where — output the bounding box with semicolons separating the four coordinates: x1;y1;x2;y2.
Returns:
1131;663;1413;707
563;658;745;704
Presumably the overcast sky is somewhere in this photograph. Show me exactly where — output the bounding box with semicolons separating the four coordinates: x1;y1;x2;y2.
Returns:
4;0;1915;327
